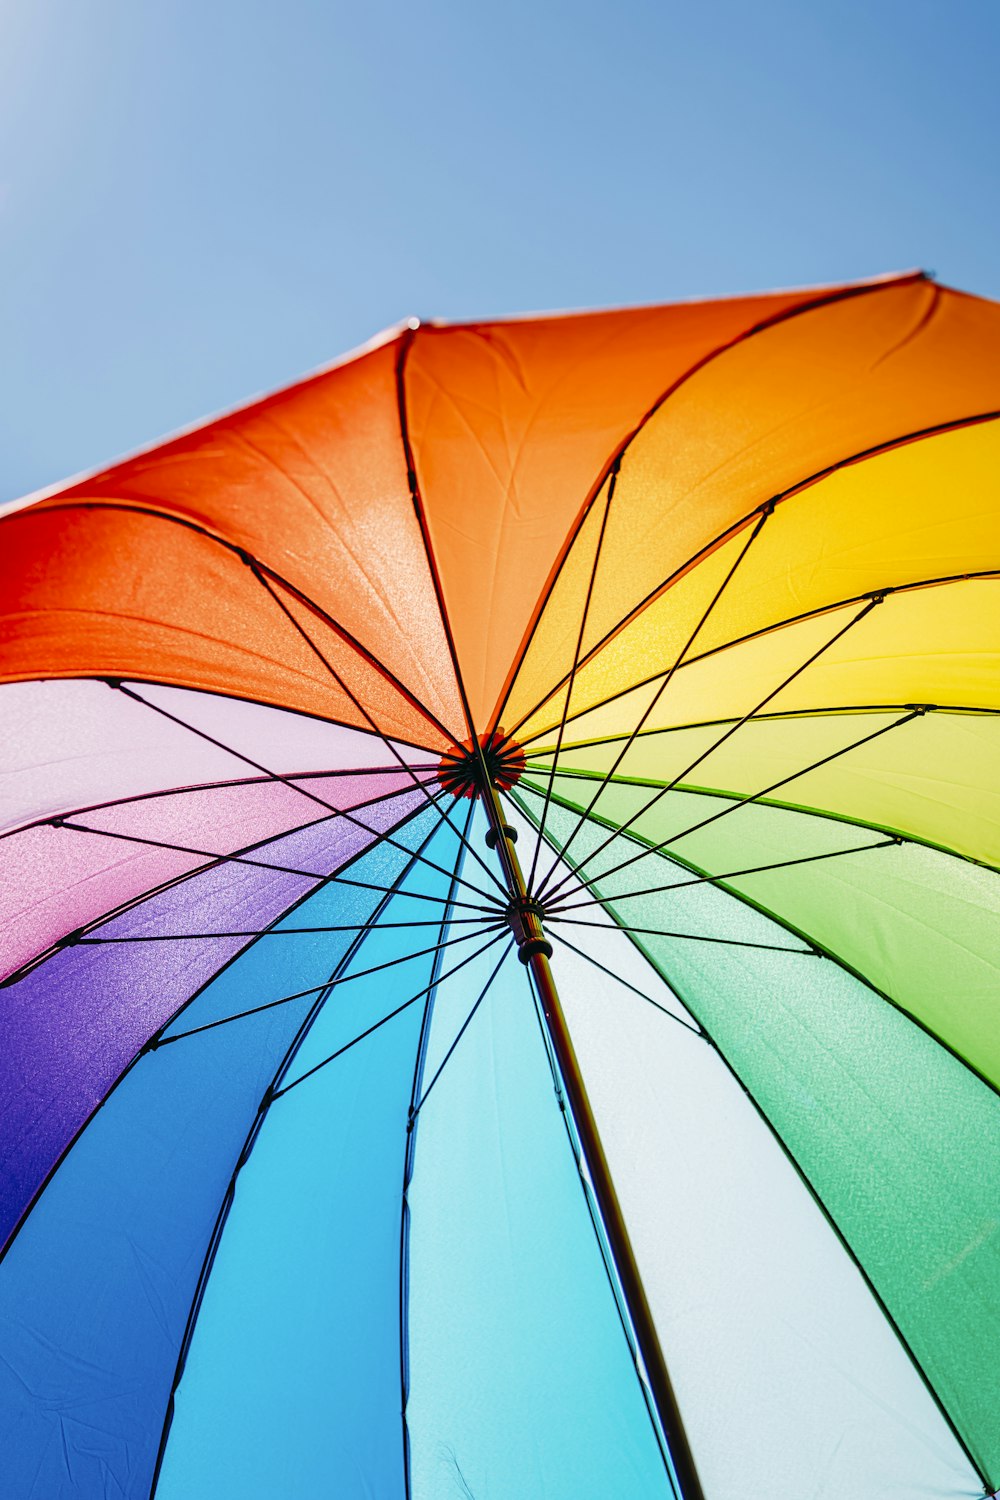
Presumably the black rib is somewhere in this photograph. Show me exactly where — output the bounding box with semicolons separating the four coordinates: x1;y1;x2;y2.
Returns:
551;705;919;902
488;271;929;736
0;759;423;848
541;594;882;906
534;506;773;903
60;815;501;922
546;916;814;954
77;916;503;943
273;930;509;1100
250;562;508;901
153;924;504;1046
410;942;513;1116
7;498;462;748
395;328;506;835
0;759;447;993
547;929;705;1038
528;464;617;894
398;800;475;1500
506;406;1000;741
518;569;999;754
116;680;499;906
547;837;896;917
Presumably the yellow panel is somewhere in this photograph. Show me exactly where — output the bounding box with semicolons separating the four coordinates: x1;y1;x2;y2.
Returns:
520;579;1000;746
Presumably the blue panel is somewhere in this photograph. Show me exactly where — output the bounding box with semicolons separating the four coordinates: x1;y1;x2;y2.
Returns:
406;905;673;1500
0;807;440;1500
155;820;464;1500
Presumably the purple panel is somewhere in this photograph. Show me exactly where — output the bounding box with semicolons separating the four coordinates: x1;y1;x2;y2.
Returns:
0;786;433;1248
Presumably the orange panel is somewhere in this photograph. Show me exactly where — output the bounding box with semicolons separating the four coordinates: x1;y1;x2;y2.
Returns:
0;507;450;751
32;335;466;739
405;280;866;728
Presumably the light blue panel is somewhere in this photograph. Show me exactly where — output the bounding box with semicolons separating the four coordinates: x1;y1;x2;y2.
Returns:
155;819;464;1500
0;809;439;1500
406;938;673;1500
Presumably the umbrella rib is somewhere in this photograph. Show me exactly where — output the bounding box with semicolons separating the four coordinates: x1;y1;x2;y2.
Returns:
547;929;705;1038
546;836;899;916
546;916;815;954
0;759;427;847
113;680;500;907
151;923;504;1047
408;941;513;1118
533;504;774;902
75;917;504;943
0;784;444;993
504;406;1000;742
526;462;618;894
544;704;920;901
249;561;509;901
55;818;502;919
540;593;883;905
516;568;999;755
272;931;510;1101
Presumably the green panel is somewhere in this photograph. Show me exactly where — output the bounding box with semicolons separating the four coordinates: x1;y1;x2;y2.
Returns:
526;773;1000;1091
534;798;1000;1487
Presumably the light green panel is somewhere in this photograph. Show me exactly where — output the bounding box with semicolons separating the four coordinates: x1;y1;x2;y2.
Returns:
525;709;1000;868
525;775;1000;1090
535;798;1000;1487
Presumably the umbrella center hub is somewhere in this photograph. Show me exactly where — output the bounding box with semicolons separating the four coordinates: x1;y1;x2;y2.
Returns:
436;727;526;799
504;895;553;965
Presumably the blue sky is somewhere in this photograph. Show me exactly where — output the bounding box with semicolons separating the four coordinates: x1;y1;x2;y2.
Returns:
3;0;997;503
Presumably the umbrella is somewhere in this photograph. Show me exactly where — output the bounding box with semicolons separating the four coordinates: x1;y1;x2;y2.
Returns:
0;268;998;1500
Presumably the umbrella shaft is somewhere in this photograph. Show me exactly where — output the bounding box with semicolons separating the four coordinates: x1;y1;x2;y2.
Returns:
480;780;705;1500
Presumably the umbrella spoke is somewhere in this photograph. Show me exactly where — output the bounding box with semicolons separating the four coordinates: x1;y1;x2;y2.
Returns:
249;564;510;901
547;929;705;1038
533;503;773;902
272;930;510;1100
409;941;513;1118
547;914;815;954
546;835;899;916
150;921;506;1047
527;465;618;894
57;818;504;919
539;592;884;905
113;682;501;908
544;698;917;901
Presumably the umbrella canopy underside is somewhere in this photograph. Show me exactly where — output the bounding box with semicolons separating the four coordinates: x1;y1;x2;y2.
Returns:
1;271;999;1500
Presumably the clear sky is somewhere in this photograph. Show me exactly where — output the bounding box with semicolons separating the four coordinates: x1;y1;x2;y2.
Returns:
2;0;997;503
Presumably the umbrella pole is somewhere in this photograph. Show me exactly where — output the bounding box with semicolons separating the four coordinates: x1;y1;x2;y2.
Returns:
480;777;705;1500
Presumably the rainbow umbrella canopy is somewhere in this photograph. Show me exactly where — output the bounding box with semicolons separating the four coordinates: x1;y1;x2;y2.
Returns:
1;269;999;1500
